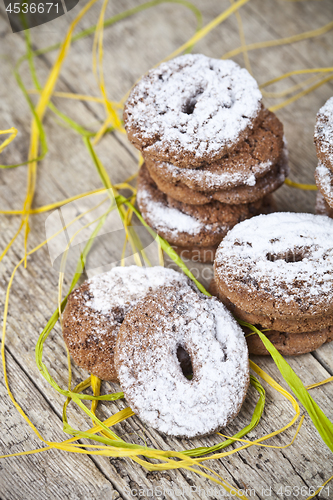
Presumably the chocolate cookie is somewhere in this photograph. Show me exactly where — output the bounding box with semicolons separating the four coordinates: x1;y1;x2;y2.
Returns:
114;285;249;438
145;109;284;192
209;278;333;333
209;278;333;355
214;212;333;320
314;96;333;172
316;191;333;218
137;164;268;247
147;149;289;205
124;54;263;168
63;266;192;380
315;162;333;209
245;327;333;356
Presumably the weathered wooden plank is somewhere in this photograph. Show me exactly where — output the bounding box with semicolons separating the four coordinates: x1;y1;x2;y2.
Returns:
0;349;123;500
0;1;333;499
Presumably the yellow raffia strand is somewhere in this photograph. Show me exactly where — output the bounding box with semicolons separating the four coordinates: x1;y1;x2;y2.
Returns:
91;375;102;417
119;0;251;106
261;75;321;99
21;0;100;267
262;73;328;99
260;66;333;89
217;416;304;449
28;89;122;108
92;0;125;145
305;475;333;500
0;182;135;216
164;0;251;60
269;73;333;112
2;0;333;495
0;128;18;153
284;178;318;190
0;220;24;263
230;0;252;75
307;376;333;390
222;20;333;60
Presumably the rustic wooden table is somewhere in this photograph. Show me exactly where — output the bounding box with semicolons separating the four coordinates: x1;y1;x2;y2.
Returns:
0;1;333;499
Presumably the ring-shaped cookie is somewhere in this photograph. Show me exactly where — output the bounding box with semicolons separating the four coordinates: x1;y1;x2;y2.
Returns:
63;266;191;380
214;212;333;319
315;162;333;209
137;164;266;246
124;54;263;168
314;96;333;172
145;109;284;192
114;286;249;438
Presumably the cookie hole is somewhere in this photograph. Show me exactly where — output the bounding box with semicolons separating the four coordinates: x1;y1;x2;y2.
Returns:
266;248;307;263
177;346;193;379
182;88;204;114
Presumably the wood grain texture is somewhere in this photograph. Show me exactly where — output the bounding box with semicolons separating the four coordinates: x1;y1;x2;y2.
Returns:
0;0;333;498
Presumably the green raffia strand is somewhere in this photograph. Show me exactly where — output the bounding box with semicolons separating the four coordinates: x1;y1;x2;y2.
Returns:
26;29;112;145
35;207;123;403
31;0;203;58
61;375;264;458
120;195;210;296
182;375;265;457
34;136;266;456
49;103;115;138
239;320;333;452
6;0;202;164
0;60;48;169
18;0;329;463
83;135;210;294
83;137;113;191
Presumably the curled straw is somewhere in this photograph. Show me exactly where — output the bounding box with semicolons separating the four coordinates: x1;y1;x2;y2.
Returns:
1;0;333;496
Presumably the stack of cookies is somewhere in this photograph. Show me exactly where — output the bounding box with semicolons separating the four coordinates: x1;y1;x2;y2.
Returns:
63;266;250;438
314;96;333;219
212;212;333;356
123;54;289;262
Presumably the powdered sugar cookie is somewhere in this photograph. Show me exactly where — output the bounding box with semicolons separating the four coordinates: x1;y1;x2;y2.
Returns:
316;191;333;218
245;327;333;356
209;278;333;334
63;266;192;380
137;164;267;247
214;212;333;320
315;162;333;209
114;285;249;438
209;278;333;355
145;109;283;192
148;149;289;205
314;96;333;172
124;54;263;168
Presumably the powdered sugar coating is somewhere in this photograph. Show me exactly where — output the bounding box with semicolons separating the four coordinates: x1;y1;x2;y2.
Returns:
145;108;284;191
148;147;289;206
315;162;333;208
137;164;263;246
86;266;190;313
124;54;263;167
63;266;192;380
214;212;333;319
316;191;333;218
147;156;261;190
115;286;249;438
314;97;333;172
